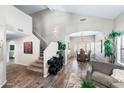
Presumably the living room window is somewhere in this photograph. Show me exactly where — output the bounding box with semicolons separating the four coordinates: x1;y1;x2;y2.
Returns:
121;34;124;64
117;34;124;64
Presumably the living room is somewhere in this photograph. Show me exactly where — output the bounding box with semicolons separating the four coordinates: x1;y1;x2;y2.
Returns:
1;3;124;89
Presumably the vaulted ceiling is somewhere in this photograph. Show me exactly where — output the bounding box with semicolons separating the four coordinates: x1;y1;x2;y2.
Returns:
15;5;124;19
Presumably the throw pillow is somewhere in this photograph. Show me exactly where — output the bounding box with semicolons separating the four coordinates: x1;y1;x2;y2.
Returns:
111;69;124;82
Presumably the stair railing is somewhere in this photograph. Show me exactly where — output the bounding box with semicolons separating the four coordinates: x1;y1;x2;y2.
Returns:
33;31;48;49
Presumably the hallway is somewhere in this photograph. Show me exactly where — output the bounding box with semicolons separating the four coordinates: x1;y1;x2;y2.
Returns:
3;58;87;88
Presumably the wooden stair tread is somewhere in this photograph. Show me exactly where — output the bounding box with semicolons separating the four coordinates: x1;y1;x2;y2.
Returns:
31;62;43;68
27;56;44;73
36;59;43;64
27;66;43;73
39;56;43;60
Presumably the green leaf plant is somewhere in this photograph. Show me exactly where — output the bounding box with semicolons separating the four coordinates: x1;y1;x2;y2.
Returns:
104;39;112;62
56;41;66;59
80;80;96;88
104;30;121;63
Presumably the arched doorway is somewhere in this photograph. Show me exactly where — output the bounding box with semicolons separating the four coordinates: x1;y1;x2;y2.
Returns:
65;31;105;63
7;40;16;63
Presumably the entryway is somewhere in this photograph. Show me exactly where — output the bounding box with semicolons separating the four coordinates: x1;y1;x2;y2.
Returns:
5;29;27;87
7;40;16;63
6;30;27;64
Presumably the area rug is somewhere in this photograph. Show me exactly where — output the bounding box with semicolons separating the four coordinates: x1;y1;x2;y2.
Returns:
66;73;81;88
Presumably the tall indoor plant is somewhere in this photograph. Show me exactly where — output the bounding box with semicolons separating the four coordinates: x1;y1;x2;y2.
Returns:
108;31;121;63
104;39;113;62
104;30;121;63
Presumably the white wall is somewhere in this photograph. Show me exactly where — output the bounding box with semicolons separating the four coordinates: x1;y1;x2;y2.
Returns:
32;9;114;44
0;15;6;87
0;28;6;88
114;12;124;32
114;12;124;64
94;34;108;62
65;36;69;64
7;34;40;66
0;5;32;35
0;5;32;87
32;9;114;64
43;42;58;77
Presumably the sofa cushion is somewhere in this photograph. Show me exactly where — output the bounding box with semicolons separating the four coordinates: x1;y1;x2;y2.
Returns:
92;61;124;75
111;82;124;88
92;71;118;87
92;62;114;75
111;69;124;82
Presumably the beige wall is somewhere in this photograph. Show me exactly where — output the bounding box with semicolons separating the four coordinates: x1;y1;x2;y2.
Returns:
32;9;114;44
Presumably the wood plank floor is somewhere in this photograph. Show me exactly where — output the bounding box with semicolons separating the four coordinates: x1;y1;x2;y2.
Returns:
3;58;88;88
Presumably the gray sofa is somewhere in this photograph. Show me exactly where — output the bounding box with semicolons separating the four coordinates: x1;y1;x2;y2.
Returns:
86;61;124;88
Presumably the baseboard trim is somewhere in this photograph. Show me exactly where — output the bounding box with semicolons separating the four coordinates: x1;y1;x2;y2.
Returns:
0;80;7;88
43;73;49;78
12;63;29;66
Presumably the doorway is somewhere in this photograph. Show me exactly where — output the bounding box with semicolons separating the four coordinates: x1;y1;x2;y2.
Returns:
6;30;27;64
7;41;16;63
65;31;105;63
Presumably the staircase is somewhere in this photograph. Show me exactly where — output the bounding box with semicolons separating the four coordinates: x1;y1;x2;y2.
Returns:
28;31;48;75
27;56;44;73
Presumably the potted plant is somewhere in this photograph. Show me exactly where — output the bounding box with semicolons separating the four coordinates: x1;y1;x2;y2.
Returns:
104;39;113;62
104;30;121;63
80;80;96;88
47;41;66;75
56;41;66;60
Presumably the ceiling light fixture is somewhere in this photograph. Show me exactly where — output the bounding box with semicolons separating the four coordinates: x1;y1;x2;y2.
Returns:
53;27;57;33
54;30;57;33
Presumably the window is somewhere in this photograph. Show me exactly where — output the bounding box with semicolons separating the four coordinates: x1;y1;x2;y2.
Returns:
121;35;124;63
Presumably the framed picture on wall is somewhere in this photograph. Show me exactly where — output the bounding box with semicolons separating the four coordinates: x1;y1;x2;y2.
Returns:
24;42;33;54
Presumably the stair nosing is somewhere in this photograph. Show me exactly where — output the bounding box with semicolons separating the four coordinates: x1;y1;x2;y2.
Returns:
31;63;43;68
27;66;43;73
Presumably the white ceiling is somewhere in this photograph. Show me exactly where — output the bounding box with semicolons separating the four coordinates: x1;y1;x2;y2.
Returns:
48;5;124;19
15;5;124;19
14;5;47;15
69;31;103;37
6;30;27;40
